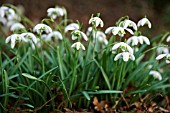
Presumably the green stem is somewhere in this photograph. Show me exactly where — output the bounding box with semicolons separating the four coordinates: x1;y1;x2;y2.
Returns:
40;33;45;73
57;46;65;80
116;62;124;90
69;50;79;96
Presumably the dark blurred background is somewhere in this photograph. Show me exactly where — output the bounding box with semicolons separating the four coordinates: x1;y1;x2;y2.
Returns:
1;0;170;36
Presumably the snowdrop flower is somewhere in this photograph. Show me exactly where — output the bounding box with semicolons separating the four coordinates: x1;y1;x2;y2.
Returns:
47;7;66;19
127;35;150;46
71;30;88;41
86;27;108;45
95;31;108;45
33;24;52;34
157;47;169;54
86;27;93;36
120;19;137;31
149;70;162;80
0;6;8;17
20;32;38;44
10;23;25;32
166;35;170;42
137;17;151;28
5;34;24;48
112;42;134;54
46;31;63;41
71;42;85;50
65;23;79;33
114;51;135;62
89;16;104;27
0;17;7;25
156;54;170;64
105;26;133;37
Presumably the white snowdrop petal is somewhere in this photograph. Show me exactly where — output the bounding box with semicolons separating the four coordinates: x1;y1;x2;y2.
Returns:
166;36;170;42
10;23;25;31
112;43;122;50
130;54;135;61
72;35;78;40
166;60;170;64
80;31;88;41
5;36;11;43
141;36;150;45
11;42;15;48
122;52;129;62
88;18;93;24
126;44;134;54
65;23;79;33
156;54;167;60
105;27;114;34
125;28;134;35
149;70;162;80
114;53;122;61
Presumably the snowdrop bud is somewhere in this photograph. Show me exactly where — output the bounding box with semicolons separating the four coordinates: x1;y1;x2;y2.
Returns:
89;16;104;27
10;23;25;32
71;42;85;50
65;23;79;33
149;70;162;80
166;35;170;42
33;24;52;34
137;17;151;28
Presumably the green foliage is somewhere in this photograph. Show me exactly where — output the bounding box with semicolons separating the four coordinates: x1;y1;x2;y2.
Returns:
0;3;170;112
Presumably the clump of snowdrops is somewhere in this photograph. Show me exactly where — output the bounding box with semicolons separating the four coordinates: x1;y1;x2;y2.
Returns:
0;4;170;112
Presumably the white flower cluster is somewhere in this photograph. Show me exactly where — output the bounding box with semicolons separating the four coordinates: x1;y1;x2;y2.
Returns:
65;23;88;51
0;5;21;31
47;6;66;19
6;23;62;49
104;17;152;62
112;42;135;62
86;27;108;45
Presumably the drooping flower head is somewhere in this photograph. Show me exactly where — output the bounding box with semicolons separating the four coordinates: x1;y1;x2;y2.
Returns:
71;42;85;50
149;70;162;81
119;19;137;31
89;16;104;28
112;42;134;54
127;35;150;46
20;32;38;44
71;30;88;41
87;27;108;45
114;51;135;62
137;17;151;28
105;26;134;37
5;34;25;48
46;31;63;41
10;22;25;32
157;47;169;55
65;23;79;33
47;6;66;19
33;24;52;34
